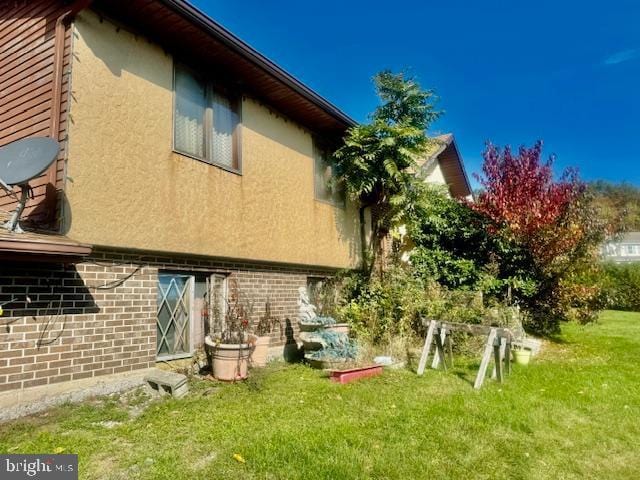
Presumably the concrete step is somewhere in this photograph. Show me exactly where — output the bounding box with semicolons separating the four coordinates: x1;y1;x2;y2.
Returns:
144;369;189;398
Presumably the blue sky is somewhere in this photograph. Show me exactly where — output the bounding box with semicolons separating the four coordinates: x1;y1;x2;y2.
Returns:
192;0;640;186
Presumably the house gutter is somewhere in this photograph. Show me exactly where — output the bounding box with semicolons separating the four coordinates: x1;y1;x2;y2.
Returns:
158;0;356;129
0;235;92;259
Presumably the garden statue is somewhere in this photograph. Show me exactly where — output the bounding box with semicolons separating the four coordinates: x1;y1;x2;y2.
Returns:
298;287;317;322
297;287;355;368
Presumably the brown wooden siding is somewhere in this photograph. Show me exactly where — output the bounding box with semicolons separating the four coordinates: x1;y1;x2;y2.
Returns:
438;143;472;199
0;0;70;230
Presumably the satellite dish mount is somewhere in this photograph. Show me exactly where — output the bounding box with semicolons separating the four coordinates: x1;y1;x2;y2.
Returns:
2;184;33;234
0;137;60;234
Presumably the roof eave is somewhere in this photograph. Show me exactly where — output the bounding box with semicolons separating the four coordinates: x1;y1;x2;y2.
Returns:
0;236;92;260
158;0;356;129
446;135;474;199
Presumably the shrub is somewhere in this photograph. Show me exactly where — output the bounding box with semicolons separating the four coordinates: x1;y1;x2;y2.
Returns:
402;176;608;334
600;262;640;311
470;141;608;334
407;185;494;291
337;265;428;344
336;265;525;347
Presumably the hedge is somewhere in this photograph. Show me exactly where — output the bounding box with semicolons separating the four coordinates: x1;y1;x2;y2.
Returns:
601;262;640;312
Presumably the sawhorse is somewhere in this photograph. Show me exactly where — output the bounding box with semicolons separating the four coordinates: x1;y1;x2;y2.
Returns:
417;320;512;389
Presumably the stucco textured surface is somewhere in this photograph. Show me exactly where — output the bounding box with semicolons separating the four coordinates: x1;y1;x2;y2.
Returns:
65;11;360;268
424;162;447;188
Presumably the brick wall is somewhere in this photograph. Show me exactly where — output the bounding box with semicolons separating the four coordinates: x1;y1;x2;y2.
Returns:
0;249;337;392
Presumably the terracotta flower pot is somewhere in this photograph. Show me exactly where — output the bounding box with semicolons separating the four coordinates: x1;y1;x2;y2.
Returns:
205;334;257;381
251;335;270;367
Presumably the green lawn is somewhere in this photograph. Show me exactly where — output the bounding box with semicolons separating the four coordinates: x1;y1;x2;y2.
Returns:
1;310;640;479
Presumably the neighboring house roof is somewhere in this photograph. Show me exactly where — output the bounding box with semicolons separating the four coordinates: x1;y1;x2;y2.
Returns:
416;133;473;199
618;232;640;244
92;0;356;138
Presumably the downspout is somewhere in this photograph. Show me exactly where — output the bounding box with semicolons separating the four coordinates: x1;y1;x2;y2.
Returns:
50;0;93;140
47;0;92;227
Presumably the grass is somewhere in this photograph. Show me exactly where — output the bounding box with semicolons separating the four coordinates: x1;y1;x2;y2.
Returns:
1;310;640;479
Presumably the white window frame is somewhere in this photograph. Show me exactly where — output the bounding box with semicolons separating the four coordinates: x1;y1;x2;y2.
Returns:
156;272;195;361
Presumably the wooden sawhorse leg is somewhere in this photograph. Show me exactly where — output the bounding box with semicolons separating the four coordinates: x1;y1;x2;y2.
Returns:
474;328;497;389
417;320;437;375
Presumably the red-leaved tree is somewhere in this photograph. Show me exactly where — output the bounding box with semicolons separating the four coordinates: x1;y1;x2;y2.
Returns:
473;141;583;235
472;141;587;265
472;141;606;333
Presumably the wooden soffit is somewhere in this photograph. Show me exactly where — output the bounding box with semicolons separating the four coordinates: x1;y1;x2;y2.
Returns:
92;0;355;139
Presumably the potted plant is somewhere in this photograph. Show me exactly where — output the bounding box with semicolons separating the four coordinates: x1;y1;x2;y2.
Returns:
251;297;282;367
204;279;257;381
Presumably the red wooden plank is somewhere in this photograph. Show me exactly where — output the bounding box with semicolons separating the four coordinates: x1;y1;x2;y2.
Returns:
329;365;383;384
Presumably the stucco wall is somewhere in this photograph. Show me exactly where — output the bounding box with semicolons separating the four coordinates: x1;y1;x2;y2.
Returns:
65;11;360;269
423;161;448;191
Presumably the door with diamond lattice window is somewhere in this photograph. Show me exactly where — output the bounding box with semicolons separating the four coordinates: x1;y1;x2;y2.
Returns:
157;273;194;359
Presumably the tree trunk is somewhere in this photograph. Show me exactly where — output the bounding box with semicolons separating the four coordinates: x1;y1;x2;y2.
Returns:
367;202;394;278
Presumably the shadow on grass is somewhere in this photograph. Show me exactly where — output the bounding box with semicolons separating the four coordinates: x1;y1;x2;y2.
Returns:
414;356;481;388
451;360;485;387
452;370;476;387
544;334;570;345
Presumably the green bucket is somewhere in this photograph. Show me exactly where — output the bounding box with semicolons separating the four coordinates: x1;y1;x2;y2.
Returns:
512;349;532;365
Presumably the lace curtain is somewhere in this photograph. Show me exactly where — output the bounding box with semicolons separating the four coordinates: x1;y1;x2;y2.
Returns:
174;67;206;159
212;92;237;168
174;66;238;168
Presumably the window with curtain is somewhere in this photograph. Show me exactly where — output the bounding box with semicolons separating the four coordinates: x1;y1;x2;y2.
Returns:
173;64;240;171
313;141;345;207
174;66;206;159
211;92;238;168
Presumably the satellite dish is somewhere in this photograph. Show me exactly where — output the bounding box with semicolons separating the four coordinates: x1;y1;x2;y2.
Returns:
0;137;60;233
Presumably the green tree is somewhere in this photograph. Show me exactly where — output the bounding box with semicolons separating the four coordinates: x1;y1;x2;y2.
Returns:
589;180;640;232
333;71;441;272
406;184;495;290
